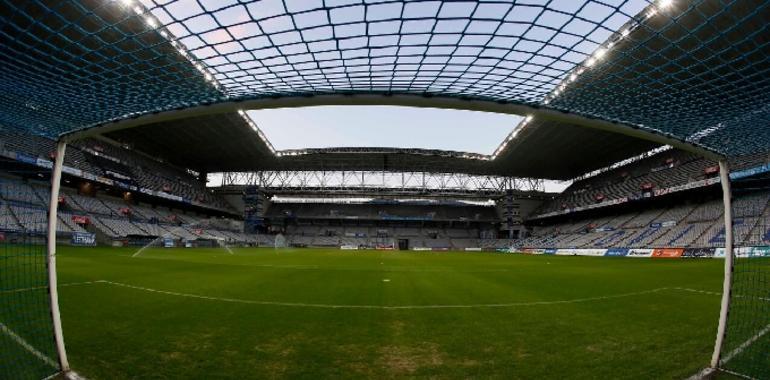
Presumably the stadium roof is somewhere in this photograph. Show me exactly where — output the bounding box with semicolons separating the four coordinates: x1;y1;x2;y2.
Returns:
2;0;769;176
105;111;657;179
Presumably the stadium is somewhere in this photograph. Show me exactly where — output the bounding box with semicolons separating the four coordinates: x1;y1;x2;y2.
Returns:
1;0;769;378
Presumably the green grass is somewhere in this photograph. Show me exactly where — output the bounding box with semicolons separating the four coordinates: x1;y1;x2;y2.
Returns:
55;246;725;379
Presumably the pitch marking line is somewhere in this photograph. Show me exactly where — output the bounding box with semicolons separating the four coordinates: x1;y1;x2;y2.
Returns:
0;321;58;368
57;281;731;310
671;287;722;297
721;322;770;364
688;322;770;379
0;281;103;294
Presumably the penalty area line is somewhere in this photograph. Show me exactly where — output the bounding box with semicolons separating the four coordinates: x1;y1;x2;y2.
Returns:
721;322;770;364
0;280;105;294
0;321;58;368
687;322;770;380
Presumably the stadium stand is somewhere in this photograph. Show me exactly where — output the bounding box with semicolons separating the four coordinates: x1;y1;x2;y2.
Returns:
519;189;770;249
535;150;768;216
0;172;251;245
0;130;232;213
2;131;770;252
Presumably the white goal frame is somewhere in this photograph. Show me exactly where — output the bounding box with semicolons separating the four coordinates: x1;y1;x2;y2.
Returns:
44;106;737;377
46;139;69;372
710;160;735;369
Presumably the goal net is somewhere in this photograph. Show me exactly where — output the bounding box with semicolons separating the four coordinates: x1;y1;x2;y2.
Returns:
717;193;770;379
132;221;236;257
0;175;61;379
274;233;287;249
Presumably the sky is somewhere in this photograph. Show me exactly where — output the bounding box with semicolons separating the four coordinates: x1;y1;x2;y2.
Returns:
247;106;522;154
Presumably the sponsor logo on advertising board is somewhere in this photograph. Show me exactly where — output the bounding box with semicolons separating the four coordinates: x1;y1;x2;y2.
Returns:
731;163;770;180
163;237;175;248
653;178;720;197
604;248;629;257
71;232;96;246
749;246;770;257
735;247;756;257
543;248;557;254
535;197;629;219
736;247;751;257
681;248;715;258
36;158;53;169
715;247;769;258
652;248;684;258
578;249;607;256
627;249;653;257
15;152;38;165
556;249;605;256
71;215;90;224
340;245;359;250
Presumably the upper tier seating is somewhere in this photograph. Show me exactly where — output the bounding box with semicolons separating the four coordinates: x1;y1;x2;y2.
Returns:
0;130;232;213
536;149;768;216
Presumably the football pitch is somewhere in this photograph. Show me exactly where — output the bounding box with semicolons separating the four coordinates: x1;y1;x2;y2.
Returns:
56;246;724;379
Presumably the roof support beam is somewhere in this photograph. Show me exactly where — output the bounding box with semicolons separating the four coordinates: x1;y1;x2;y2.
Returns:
220;170;543;194
62;94;724;161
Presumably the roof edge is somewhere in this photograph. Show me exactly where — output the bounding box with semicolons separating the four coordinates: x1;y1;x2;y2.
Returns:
61;94;724;161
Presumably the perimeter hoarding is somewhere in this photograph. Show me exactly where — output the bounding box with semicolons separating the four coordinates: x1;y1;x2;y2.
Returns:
71;232;96;246
604;248;629;257
627;249;653;258
651;248;684;258
715;247;770;258
681;248;715;258
749;246;770;257
556;249;606;256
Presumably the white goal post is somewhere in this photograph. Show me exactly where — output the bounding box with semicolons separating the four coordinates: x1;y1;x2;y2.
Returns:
710;160;735;369
46;139;69;372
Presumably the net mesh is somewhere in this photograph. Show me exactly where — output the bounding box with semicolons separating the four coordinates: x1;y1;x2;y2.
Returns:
1;0;770;377
0;0;769;155
719;188;770;379
274;233;287;249
0;174;60;379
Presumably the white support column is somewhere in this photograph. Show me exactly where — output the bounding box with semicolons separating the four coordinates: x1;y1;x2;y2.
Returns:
46;140;69;372
711;159;734;369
